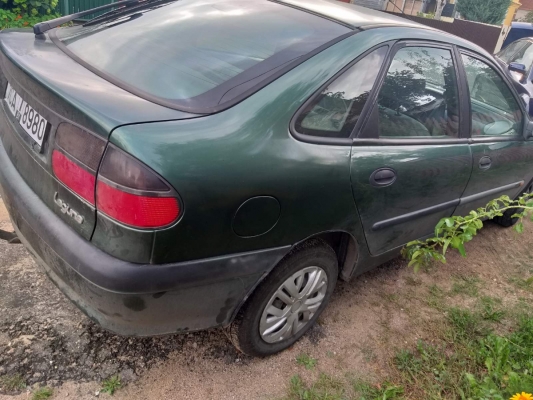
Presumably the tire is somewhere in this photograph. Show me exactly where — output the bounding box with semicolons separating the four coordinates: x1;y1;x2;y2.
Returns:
228;239;338;357
494;182;533;227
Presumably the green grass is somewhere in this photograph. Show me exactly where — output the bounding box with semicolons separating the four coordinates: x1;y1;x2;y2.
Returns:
32;387;53;400
446;307;485;340
284;374;344;400
479;296;505;322
508;276;533;291
450;275;480;297
0;373;26;391
389;310;533;398
101;375;121;395
296;353;318;370
281;304;533;399
352;380;403;400
426;284;445;310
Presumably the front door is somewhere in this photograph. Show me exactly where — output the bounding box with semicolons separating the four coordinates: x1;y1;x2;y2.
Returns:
350;43;472;255
454;52;533;216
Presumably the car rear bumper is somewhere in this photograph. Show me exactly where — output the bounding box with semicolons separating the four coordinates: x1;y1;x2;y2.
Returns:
0;128;290;336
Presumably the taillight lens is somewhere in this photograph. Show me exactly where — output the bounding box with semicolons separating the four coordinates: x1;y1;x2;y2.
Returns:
52;123;106;205
52;151;96;204
96;146;181;228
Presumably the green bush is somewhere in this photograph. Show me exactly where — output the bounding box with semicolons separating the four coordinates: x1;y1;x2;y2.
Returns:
0;8;59;28
1;0;58;18
1;0;60;30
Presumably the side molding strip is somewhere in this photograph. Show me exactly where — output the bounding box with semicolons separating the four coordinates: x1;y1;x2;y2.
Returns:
372;181;524;232
372;199;460;231
459;181;524;205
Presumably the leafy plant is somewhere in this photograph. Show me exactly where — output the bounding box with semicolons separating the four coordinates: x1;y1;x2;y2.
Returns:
456;0;511;25
1;0;58;19
416;12;436;19
0;0;60;30
465;318;533;398
101;375;121;395
402;192;533;271
0;9;60;29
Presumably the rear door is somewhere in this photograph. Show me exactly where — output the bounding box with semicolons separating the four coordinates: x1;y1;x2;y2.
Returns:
453;51;533;216
350;42;472;255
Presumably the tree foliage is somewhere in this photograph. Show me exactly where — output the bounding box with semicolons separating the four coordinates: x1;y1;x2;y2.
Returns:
456;0;511;25
522;11;533;23
403;192;533;271
0;0;60;29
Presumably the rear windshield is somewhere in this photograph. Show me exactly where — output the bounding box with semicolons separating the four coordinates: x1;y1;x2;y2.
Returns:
54;0;351;113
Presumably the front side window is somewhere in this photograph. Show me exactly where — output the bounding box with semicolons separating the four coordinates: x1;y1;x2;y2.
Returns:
497;40;527;63
295;46;388;138
508;41;533;70
377;46;460;138
461;54;523;136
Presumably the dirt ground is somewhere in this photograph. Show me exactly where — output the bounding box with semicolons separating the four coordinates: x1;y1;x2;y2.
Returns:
1;195;532;400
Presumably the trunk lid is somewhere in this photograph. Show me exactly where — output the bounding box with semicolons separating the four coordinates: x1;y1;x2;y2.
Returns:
0;29;195;240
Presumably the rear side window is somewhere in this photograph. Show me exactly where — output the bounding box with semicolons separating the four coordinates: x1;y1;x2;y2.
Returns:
54;0;351;112
294;47;388;138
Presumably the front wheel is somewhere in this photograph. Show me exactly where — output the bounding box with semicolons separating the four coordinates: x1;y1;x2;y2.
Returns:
228;240;338;357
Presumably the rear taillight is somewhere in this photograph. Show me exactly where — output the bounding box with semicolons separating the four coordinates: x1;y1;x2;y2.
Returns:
52;124;180;229
52;123;106;205
52;151;96;203
96;146;181;228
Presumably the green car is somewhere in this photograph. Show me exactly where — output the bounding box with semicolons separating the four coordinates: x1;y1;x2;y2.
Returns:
0;0;532;356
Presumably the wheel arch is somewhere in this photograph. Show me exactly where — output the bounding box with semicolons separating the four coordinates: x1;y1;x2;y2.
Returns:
227;230;359;325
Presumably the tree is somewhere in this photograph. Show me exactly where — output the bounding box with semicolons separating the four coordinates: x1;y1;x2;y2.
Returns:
521;11;533;23
456;0;511;25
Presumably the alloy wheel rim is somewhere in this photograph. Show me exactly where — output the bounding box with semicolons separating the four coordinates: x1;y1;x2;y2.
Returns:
259;266;328;344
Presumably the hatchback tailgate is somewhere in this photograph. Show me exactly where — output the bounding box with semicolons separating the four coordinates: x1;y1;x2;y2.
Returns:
0;29;195;240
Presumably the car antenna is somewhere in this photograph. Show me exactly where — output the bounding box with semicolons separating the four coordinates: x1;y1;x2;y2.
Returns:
33;0;141;35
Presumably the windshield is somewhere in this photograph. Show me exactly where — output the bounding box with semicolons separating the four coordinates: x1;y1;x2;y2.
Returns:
54;0;351;113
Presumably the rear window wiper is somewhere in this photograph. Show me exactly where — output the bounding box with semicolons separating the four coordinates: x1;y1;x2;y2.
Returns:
83;0;175;27
33;0;145;35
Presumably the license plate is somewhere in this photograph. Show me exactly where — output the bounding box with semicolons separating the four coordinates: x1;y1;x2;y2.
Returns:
4;83;49;147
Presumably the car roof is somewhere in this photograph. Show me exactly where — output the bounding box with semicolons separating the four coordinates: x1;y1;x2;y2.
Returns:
279;0;491;56
512;22;533;29
278;0;426;29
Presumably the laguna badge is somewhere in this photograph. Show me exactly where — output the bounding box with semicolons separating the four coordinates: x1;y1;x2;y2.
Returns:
54;193;84;225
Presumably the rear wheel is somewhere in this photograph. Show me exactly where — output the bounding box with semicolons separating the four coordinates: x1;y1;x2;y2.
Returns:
494;182;533;227
228;240;338;357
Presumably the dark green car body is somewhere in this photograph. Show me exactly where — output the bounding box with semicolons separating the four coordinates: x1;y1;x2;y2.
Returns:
0;0;532;337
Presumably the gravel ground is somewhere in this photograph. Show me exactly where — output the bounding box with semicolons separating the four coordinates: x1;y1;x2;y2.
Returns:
0;198;245;393
1;195;532;400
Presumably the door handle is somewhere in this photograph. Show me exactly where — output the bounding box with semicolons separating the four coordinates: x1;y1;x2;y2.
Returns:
370;168;397;187
479;156;492;170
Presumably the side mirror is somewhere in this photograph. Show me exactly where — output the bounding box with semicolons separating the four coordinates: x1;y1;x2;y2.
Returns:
509;62;527;73
509;62;527;81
